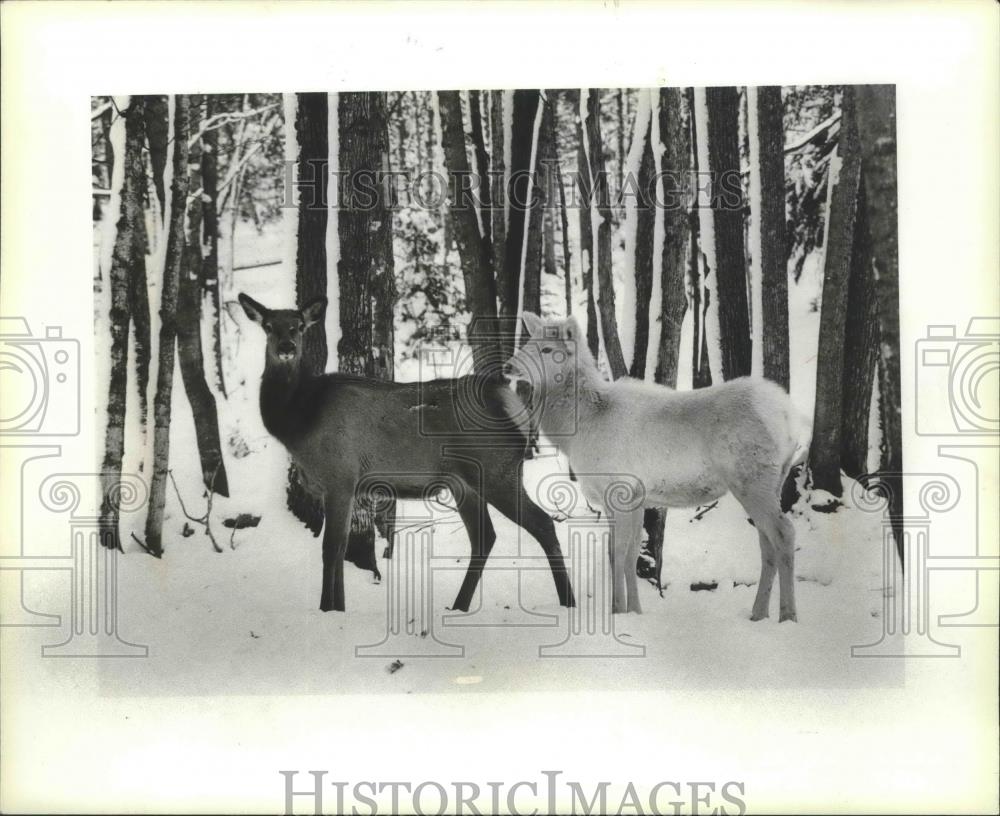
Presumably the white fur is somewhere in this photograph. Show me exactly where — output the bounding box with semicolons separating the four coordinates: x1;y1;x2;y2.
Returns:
509;312;800;621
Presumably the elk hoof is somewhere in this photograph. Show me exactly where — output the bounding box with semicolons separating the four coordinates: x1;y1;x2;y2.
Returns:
779;610;797;623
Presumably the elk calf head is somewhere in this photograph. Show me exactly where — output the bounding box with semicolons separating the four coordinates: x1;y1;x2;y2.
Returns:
504;311;581;387
238;293;326;367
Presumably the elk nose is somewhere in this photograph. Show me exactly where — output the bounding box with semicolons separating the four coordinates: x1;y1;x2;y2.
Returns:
277;340;296;359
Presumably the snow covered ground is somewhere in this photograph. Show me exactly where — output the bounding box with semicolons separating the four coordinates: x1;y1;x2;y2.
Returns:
64;235;903;697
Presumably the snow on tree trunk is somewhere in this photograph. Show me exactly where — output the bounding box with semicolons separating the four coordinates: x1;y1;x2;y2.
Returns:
855;85;903;563
520;95;551;320
438;89;499;372
748;86;790;390
100;96;145;552
551;92;574;318
688;88;712;389
582;88;627;380
468;90;493;253
144;95;187;557
177;96;230;499
809;87;864;497
703;86;752;381
622;90;651;376
338;91;396;576
201;94;226;397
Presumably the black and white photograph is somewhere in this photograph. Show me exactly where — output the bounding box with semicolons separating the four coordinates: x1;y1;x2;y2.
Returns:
1;2;997;814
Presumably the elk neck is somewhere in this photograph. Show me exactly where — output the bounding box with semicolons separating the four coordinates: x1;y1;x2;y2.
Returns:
259;360;313;442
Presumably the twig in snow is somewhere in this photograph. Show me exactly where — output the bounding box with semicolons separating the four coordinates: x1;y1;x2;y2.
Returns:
130;532;160;558
690;501;719;522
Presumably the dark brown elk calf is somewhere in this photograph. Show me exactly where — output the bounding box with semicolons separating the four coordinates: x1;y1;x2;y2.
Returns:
239;293;574;613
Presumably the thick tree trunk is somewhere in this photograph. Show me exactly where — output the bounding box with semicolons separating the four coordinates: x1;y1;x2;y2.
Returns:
629;105;656;379
438;90;499;372
839;179;879;479
752;86;790;390
855;85;903;563
142;95;169;219
100;96;145;551
656;87;690;388
177;97;230;499
574;90;600;359
285;92;330;535
144;95;189;556
499;89;542;355
339;91;396;576
705;87;752;381
809;87;862;497
584;88;628;379
125;98;151;434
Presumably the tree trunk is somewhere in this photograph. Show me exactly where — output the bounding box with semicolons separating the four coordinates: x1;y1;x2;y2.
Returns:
704;86;752;381
144;95;189;556
339;91;396;576
839;178;878;479
809;87;862;497
688;88;712;390
285;93;330;535
555;144;573;317
656;87;690;389
100;96;145;551
438;90;499;372
522;97;546;318
855;85;903;563
584;88;628;379
177;96;230;499
142;95;169;219
499;89;542;354
574;90;600;359
489;90;507;296
752;86;790;390
127;101;152;434
629;104;656;379
201;94;226;397
468;90;492;253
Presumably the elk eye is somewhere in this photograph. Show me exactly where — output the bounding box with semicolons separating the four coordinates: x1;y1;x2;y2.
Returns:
289;326;298;336
540;346;553;354
263;324;272;333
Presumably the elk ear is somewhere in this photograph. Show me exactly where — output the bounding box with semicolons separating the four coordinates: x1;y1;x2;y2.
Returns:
302;297;327;327
521;311;543;338
238;293;268;325
563;316;580;342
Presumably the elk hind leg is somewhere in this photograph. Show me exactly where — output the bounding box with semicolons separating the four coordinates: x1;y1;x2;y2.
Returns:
739;489;797;623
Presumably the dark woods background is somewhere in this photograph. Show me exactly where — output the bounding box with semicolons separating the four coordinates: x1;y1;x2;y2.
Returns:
91;87;902;575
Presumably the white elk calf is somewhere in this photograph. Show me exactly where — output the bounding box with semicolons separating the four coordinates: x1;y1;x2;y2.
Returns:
505;312;802;621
